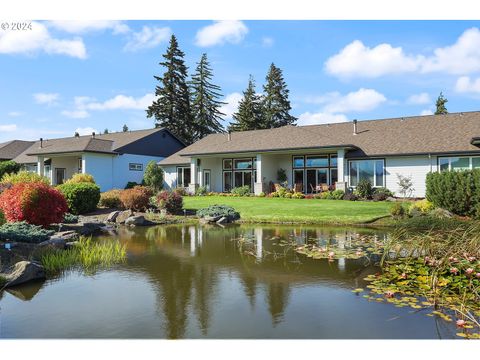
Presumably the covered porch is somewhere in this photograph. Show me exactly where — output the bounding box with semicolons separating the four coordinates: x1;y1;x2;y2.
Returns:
35;153;85;186
184;148;348;195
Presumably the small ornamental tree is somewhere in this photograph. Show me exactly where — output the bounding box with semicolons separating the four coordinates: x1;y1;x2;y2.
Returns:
397;174;415;198
57;182;101;215
0;182;68;227
143;161;164;192
0;160;21;180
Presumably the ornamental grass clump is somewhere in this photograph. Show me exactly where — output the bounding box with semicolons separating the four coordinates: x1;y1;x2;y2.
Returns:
0;182;68;226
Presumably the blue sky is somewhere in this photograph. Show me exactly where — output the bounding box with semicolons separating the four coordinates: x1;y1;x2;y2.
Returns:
1;20;480;142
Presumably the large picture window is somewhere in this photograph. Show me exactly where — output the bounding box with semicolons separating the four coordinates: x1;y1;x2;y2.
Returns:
292;154;338;193
177;167;191;188
223;157;255;192
438;156;480;172
348;159;384;187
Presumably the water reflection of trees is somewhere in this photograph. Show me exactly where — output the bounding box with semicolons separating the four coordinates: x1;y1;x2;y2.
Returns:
124;224;385;338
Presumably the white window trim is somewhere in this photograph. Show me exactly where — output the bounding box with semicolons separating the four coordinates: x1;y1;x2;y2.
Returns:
438;155;480;171
348;159;385;187
129;163;143;171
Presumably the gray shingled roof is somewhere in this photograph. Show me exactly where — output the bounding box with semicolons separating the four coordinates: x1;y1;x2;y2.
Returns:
0;140;35;161
158;111;480;166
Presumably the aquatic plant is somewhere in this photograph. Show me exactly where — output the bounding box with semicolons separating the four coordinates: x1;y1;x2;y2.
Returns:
41;236;126;274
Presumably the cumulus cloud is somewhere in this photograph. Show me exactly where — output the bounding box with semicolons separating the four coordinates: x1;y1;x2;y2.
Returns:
407;92;431;105
48;21;130;34
219;92;243;119
262;37;274;47
420;109;434;116
0;124;17;132
297;112;348;126
75;127;98;136
455;76;480;93
325;27;480;78
0;21;86;59
124;26;171;52
33;92;59;105
7;111;22;117
195;21;248;47
319;88;386;113
61;110;90;119
83;94;155;110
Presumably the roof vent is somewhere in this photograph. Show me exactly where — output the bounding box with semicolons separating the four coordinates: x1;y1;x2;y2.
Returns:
39;138;43;148
353;119;358;135
91;132;95;139
227;131;231;141
74;132;80;138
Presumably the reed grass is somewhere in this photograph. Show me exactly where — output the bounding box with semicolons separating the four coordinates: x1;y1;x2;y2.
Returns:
41;236;126;274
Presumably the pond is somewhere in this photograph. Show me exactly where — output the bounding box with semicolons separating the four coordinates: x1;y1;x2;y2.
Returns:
0;224;460;339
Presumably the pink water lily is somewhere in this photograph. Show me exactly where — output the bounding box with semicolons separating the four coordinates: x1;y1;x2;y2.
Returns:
385;291;395;298
400;273;407;279
328;251;335;257
476;273;480;278
467;256;476;262
450;267;459;275
465;268;474;275
456;319;466;328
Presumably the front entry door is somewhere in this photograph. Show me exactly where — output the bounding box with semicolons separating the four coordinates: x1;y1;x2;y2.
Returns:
203;170;211;191
55;168;66;185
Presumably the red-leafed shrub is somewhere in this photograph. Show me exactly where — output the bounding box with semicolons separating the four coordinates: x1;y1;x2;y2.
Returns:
156;190;183;214
119;186;153;211
0;182;68;227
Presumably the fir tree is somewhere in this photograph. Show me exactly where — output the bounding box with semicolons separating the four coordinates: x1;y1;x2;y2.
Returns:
262;63;296;128
435;92;448;115
103;128;109;134
122;124;129;132
229;76;264;132
190;53;226;141
146;35;194;144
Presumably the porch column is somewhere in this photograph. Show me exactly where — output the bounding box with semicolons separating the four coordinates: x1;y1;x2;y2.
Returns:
254;154;263;195
189;157;198;194
37;156;44;177
81;154;87;174
336;148;347;191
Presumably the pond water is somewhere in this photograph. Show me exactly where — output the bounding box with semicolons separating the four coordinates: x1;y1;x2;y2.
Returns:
0;224;459;339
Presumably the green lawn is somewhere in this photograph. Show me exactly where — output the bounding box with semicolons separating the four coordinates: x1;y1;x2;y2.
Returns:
183;196;392;225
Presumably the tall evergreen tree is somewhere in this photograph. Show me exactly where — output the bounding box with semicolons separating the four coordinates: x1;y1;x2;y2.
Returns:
262;63;297;128
435;92;448;115
103;128;109;134
190;53;226;141
146;35;194;144
229;76;264;131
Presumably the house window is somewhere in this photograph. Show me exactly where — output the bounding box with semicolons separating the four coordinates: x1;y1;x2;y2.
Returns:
177;167;191;188
292;154;338;193
222;157;254;192
129;163;143;171
348;159;385;187
78;158;83;173
293;156;304;168
233;158;253;169
223;159;232;170
438;156;480;172
306;155;328;168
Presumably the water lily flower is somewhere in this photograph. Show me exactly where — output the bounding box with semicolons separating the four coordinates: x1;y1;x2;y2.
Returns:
400;273;407;279
450;267;459;275
456;319;466;328
385;291;395;298
328;251;335;258
467;256;476;262
476;273;480;279
465;268;474;276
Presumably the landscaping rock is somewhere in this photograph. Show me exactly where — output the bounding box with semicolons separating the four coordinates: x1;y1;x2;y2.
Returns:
116;210;134;224
386;197;397;202
204;215;221;223
216;216;229;224
58;221;103;235
38;237;66;250
106;211;121;223
125;215;145;226
65;241;78;249
1;261;46;288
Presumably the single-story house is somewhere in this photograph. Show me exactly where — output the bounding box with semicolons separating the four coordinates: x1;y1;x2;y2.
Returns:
158;111;480;198
7;128;185;191
0;140;36;161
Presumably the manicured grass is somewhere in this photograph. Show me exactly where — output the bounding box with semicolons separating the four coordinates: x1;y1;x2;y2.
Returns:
183;196;392;224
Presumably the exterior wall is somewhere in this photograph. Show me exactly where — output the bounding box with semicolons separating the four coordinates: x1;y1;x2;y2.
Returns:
51;156;81;185
82;153;114;191
384;155;437;198
261;154;292;189
112;153;165;190
163;165;179;190
198;157;222;192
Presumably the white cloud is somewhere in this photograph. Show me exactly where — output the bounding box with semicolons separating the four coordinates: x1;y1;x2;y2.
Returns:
7;111;22;117
262;37;274;47
48;21;129;34
322;88;386;113
219;92;243;119
75;127;98;136
195;21;248;47
0;124;17;132
33;92;59;105
420;109;434;116
297;112;348;126
455;76;480;93
83;94;155;110
325;28;480;78
61;110;90;119
325;40;421;78
407;92;431;105
0;21;86;59
124;26;171;52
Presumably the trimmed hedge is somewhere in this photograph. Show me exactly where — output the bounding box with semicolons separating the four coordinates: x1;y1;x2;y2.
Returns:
426;169;480;216
57;182;101;215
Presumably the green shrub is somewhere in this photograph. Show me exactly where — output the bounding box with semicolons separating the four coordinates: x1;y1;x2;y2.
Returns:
57;182;101;215
320;189;345;200
143;160;164;191
119;186;153;211
174;187;188;196
355;179;373;199
156;190;183;214
257;192;266;197
291;192;305;199
0;160;21;179
63;213;79;224
409;199;435;215
372;187;393;201
99;189;123;208
197;205;240;220
426;169;480;216
231;185;251;196
0;209;5;225
283;192;292;198
343;192;358;201
389;203;405;218
1;170;50;185
125;181;139;189
195;186;208;196
64;173;95;184
0;221;54;243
